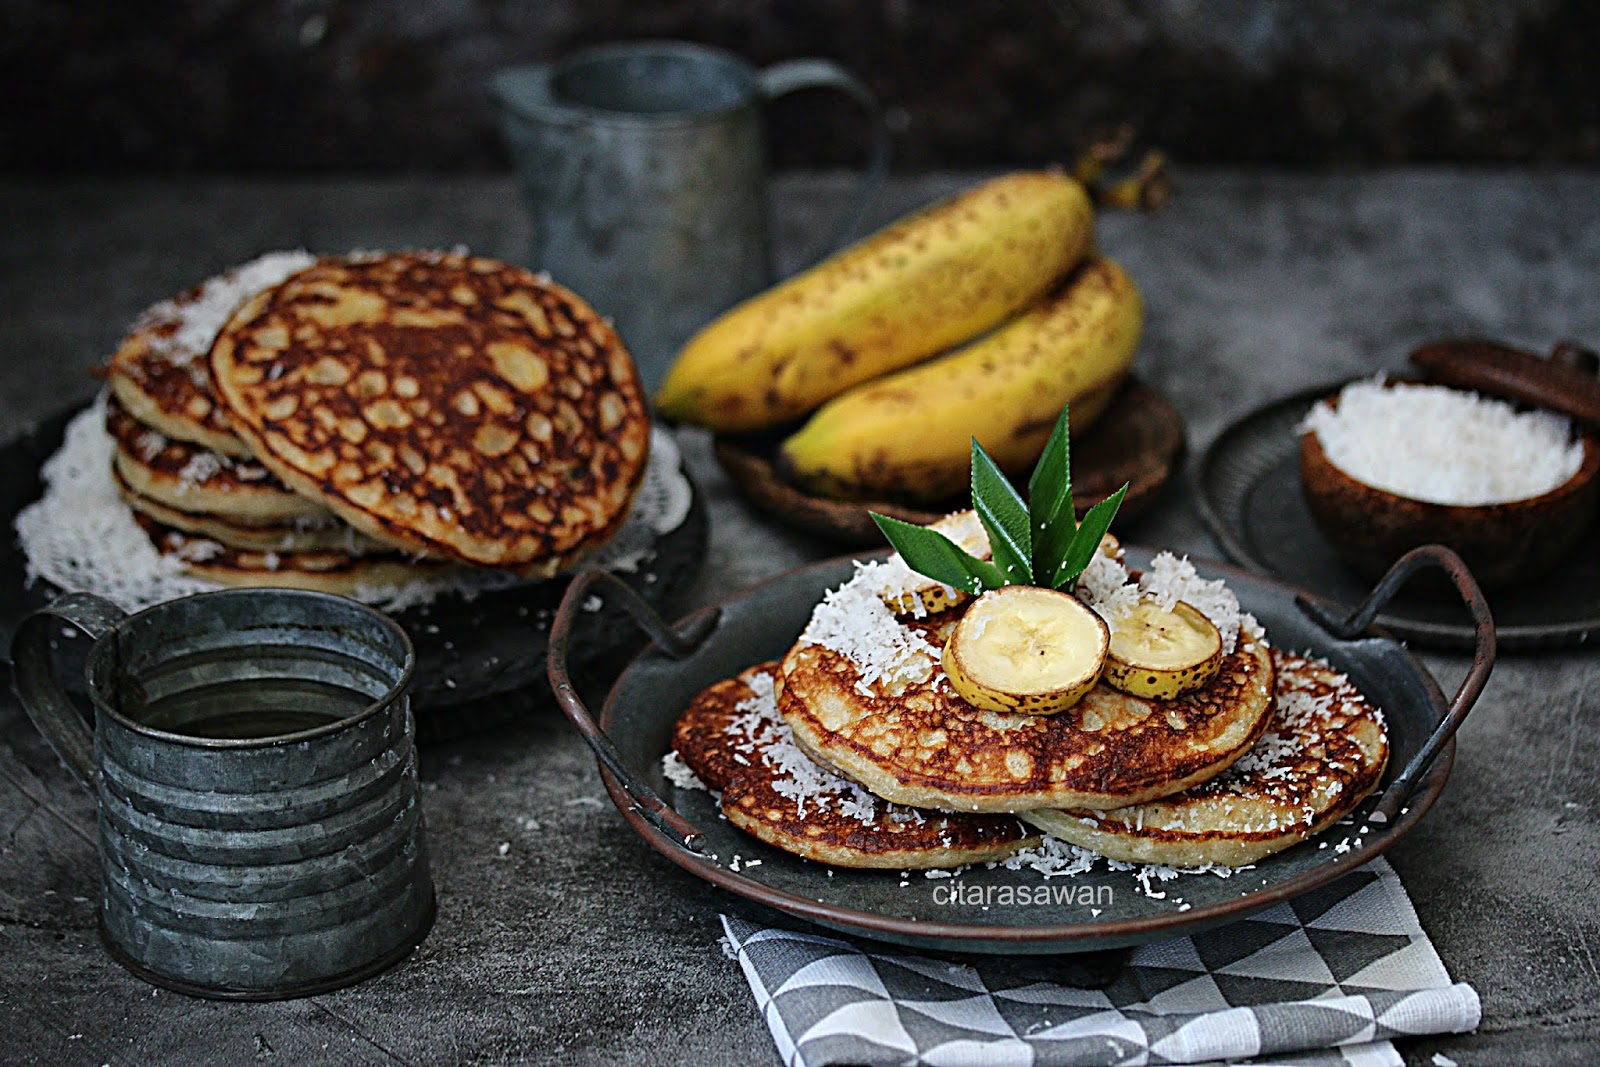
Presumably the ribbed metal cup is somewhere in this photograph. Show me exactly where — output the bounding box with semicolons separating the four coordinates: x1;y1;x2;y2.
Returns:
11;589;435;999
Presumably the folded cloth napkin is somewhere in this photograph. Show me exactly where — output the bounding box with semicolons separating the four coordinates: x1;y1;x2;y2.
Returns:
721;858;1477;1067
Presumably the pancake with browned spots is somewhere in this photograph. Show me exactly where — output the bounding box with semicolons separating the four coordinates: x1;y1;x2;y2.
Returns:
106;394;335;525
1023;649;1388;867
135;513;449;596
113;465;379;554
106;251;317;457
208;252;650;575
670;662;1039;869
778;568;1275;814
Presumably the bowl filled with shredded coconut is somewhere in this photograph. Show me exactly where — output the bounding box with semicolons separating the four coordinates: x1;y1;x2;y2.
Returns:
1299;376;1600;587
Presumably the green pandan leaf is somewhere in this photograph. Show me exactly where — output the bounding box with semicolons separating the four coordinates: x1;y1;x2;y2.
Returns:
1028;406;1077;587
970;438;1032;586
872;401;1128;597
871;513;1006;594
1051;483;1128;589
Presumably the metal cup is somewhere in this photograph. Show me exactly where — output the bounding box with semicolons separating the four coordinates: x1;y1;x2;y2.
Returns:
492;39;890;392
10;588;435;1000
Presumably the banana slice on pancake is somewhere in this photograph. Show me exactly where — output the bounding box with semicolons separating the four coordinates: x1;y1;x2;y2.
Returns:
209;252;650;575
942;585;1108;715
1102;599;1223;700
876;509;1121;618
877;510;992;615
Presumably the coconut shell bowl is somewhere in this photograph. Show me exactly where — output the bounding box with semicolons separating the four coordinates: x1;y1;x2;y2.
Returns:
1299;345;1600;589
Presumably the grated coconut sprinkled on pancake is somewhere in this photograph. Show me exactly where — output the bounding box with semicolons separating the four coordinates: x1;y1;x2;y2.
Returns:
136;251;317;368
1075;550;1141;629
1217;651;1385;808
802;563;940;695
175;451;225;491
713;666;896;824
660;751;708;793
1076;548;1255;655
135;429;167;461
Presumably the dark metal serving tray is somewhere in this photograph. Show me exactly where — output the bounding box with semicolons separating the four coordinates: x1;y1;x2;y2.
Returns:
548;545;1493;956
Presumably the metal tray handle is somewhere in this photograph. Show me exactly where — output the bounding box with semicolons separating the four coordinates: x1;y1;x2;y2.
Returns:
1295;544;1496;823
547;569;720;854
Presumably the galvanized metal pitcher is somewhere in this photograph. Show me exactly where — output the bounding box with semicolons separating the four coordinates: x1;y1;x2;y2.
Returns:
10;588;435;1000
492;39;890;391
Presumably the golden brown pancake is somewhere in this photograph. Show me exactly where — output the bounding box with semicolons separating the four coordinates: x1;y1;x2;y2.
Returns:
113;466;379;554
778;572;1275;814
1023;649;1389;867
135;513;449;596
106;394;333;525
670;663;1039;869
106;251;318;456
208;251;650;575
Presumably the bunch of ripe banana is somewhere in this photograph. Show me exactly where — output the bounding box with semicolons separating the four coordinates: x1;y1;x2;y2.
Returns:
654;170;1143;504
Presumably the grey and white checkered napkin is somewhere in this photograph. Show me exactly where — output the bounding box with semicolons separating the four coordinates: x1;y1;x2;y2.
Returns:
720;858;1478;1067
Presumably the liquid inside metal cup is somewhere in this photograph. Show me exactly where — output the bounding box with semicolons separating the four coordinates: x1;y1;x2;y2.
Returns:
11;588;435;1000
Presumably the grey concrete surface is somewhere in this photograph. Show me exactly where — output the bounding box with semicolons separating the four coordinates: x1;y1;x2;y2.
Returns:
1;172;1598;1065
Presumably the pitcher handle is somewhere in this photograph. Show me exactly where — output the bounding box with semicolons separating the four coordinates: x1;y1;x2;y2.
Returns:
759;59;890;269
10;592;128;790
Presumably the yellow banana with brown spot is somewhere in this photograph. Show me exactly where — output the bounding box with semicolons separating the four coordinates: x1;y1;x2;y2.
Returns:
778;256;1141;504
654;171;1094;432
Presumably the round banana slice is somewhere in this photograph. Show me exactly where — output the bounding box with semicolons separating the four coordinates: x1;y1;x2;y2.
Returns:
879;511;1121;618
879;510;992;616
1102;599;1223;700
942;585;1109;715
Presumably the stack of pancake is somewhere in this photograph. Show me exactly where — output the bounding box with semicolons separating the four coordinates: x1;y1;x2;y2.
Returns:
669;520;1389;870
103;250;651;593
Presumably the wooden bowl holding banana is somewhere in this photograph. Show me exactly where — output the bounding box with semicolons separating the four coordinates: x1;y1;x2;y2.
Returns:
655;171;1175;540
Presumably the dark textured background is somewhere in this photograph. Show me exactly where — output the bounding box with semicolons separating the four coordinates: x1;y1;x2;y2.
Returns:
5;0;1599;172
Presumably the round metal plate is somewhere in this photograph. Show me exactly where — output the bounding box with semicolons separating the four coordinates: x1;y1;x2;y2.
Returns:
595;550;1457;956
1197;383;1600;650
